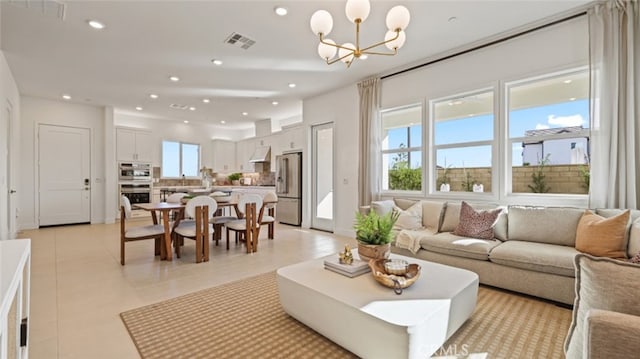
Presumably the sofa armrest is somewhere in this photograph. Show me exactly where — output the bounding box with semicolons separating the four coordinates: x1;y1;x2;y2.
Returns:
584;309;640;359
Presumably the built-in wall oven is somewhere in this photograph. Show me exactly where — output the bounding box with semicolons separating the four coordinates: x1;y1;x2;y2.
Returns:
120;183;151;204
119;162;152;181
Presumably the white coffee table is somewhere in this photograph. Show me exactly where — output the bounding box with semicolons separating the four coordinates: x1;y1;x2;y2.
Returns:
276;252;479;359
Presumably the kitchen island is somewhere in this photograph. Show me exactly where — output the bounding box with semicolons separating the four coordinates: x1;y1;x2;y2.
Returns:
153;185;275;202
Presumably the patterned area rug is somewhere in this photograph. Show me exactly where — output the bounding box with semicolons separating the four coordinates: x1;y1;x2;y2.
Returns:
120;271;572;359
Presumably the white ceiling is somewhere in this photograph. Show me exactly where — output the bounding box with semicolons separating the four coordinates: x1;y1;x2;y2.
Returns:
0;0;593;131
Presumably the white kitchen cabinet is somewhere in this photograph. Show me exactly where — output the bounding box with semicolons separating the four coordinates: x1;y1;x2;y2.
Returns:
212;140;237;172
116;128;153;162
236;138;256;173
281;125;304;152
1;239;31;359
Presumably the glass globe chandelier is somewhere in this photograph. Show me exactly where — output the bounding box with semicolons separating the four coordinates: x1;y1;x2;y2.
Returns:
310;0;410;68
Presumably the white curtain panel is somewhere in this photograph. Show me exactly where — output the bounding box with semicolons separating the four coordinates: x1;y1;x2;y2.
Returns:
589;0;640;208
357;77;382;206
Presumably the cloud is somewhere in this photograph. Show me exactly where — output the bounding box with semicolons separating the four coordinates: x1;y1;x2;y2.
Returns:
547;114;585;127
535;123;550;130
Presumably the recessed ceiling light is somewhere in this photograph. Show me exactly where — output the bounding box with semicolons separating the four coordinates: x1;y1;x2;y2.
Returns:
62;94;71;100
202;98;211;103
272;101;279;106
564;79;572;84
189;107;196;111
274;6;288;16
169;76;180;82
242;112;248;116
149;94;159;99
87;20;105;30
360;55;368;60
288;83;296;88
220;120;226;124
448;16;457;23
184;120;189;124
135;106;143;111
211;59;223;66
569;97;577;101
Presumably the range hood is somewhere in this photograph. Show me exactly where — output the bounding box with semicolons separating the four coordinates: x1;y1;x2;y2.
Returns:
249;146;271;162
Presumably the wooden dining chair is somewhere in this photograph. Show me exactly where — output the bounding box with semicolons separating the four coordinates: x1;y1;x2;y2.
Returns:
164;192;187;221
120;195;165;265
224;194;263;253
172;195;217;263
260;191;278;240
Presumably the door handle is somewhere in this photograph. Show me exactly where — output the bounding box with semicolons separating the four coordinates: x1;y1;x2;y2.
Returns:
9;189;16;194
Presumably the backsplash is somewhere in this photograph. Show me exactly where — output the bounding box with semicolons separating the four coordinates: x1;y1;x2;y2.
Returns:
152;166;275;186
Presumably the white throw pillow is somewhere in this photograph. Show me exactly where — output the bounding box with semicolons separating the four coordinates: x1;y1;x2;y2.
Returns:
393;201;423;231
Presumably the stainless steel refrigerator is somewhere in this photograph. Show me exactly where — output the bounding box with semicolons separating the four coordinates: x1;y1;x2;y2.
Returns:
275;152;302;226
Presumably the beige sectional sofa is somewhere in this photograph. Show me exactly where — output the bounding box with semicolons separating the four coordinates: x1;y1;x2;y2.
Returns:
367;199;640;305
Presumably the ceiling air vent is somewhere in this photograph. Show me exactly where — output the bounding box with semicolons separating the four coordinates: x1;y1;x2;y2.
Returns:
224;32;256;50
169;104;189;110
7;0;66;20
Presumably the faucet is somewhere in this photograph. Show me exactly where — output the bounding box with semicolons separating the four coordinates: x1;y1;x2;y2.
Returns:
182;174;185;186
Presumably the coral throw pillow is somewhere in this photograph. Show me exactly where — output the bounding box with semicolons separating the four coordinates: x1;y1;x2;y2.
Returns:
575;209;630;259
453;201;502;240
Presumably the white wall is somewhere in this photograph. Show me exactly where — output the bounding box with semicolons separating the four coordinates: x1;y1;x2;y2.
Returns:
0;50;21;238
303;84;359;237
19;96;106;229
382;17;588;109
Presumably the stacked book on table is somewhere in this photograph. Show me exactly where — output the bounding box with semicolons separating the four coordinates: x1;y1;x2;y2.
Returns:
324;256;371;278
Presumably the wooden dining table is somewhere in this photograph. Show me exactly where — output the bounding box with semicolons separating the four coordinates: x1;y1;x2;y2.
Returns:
133;201;242;261
133;202;185;261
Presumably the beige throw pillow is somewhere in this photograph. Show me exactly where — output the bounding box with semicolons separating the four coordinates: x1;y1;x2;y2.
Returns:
575;209;630;259
393;201;423;231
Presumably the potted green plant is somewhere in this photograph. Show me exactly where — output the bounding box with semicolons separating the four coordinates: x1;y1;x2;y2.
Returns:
353;210;400;261
227;172;242;186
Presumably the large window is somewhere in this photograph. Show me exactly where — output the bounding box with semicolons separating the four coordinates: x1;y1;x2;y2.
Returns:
432;90;494;193
162;140;200;178
507;70;590;194
381;105;422;191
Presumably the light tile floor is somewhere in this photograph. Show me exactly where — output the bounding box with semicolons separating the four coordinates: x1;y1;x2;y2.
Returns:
21;221;355;359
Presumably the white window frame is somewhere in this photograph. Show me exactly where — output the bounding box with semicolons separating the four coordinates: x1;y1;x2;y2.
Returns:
380;103;424;194
504;67;590;204
161;140;201;179
429;87;498;200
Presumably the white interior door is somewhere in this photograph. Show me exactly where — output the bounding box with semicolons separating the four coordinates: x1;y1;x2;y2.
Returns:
311;122;334;232
0;104;8;239
39;124;91;226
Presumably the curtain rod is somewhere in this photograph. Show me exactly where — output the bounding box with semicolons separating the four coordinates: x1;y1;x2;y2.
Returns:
381;11;587;80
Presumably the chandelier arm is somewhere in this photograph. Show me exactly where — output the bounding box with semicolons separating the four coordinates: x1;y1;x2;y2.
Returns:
319;34;357;51
326;50;356;65
359;30;400;53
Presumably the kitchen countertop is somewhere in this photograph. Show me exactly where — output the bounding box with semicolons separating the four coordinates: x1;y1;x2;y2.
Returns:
154;185;275;190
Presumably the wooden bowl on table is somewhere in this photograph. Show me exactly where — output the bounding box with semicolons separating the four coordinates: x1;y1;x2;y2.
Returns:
368;258;421;295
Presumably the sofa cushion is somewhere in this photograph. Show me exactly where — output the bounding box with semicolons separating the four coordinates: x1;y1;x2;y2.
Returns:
371;200;395;216
596;208;640;257
453;201;502;240
419;232;502;261
493;209;508;241
421;200;446;233
489;240;579;277
565;254;640;359
576;210;629;259
440;202;499;233
507;206;584;246
394;198;418;210
629;218;640;258
393;202;423;231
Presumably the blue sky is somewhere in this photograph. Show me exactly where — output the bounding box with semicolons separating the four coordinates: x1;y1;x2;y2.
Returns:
386;99;589;168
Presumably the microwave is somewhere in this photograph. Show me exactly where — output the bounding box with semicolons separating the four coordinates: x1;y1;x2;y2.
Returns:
119;162;151;181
